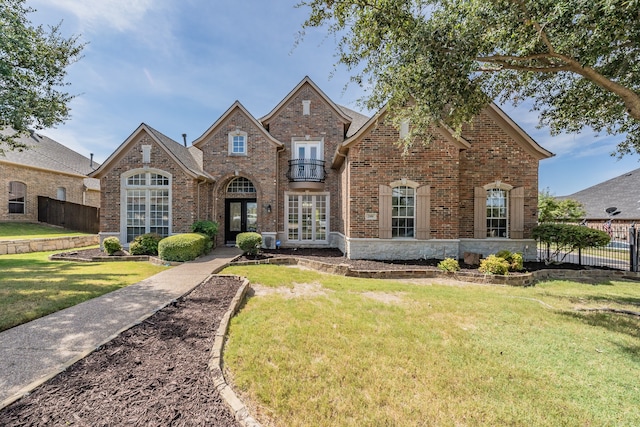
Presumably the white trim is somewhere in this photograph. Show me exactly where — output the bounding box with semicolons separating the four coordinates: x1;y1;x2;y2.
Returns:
228;130;248;155
120;168;172;243
284;191;330;244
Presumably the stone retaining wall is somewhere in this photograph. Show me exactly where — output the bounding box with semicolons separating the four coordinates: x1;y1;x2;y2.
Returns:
230;257;640;286
0;235;99;255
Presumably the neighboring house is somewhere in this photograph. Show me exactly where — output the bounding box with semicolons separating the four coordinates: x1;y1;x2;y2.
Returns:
558;167;640;240
0;130;100;223
90;77;552;260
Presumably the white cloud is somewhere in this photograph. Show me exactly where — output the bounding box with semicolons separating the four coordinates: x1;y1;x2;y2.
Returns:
34;0;154;32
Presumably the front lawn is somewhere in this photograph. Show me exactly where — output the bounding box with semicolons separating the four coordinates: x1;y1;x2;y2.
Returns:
0;250;169;331
223;264;640;426
0;222;89;240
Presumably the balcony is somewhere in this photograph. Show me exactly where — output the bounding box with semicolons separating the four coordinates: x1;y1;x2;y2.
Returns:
286;159;326;190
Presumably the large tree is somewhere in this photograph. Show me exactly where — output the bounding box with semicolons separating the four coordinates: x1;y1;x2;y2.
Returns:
299;0;640;154
0;0;83;150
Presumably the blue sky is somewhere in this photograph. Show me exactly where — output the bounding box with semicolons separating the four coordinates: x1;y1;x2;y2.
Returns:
27;0;640;196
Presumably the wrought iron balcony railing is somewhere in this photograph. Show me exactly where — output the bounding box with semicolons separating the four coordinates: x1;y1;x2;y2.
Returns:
286;159;326;183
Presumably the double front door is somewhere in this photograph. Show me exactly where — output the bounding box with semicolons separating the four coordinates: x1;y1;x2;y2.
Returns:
225;199;257;244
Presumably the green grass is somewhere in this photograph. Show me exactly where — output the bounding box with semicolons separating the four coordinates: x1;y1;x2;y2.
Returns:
0;249;169;331
0;222;89;240
222;264;640;426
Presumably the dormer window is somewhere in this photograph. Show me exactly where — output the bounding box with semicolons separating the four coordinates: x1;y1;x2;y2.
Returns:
228;130;247;155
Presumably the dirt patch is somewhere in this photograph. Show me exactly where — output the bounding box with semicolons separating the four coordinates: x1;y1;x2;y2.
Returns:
251;282;331;299
0;276;243;427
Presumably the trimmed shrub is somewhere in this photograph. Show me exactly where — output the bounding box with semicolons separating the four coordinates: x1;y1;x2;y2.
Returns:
479;255;510;275
495;250;524;272
437;258;460;272
129;233;162;256
191;220;219;240
236;232;262;256
103;236;122;255
158;233;207;262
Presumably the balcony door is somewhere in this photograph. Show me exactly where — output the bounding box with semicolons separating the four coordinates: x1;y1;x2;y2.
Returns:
294;141;322;180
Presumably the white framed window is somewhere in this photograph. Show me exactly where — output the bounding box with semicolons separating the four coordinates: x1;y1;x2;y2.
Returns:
486;188;508;238
286;192;328;242
57;187;66;201
8;181;26;214
292;138;323;180
121;170;171;243
228;130;247;155
227;177;256;193
392;186;415;238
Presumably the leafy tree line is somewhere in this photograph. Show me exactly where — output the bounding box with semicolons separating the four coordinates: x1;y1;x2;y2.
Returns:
299;0;640;155
0;0;83;150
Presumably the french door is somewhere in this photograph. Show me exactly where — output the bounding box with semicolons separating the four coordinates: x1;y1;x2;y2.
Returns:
225;199;257;244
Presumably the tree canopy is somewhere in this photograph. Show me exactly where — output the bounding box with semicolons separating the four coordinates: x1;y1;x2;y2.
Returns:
299;0;640;155
0;0;84;150
538;189;586;223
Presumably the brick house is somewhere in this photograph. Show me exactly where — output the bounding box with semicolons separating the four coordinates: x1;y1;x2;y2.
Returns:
0;130;100;223
90;77;552;260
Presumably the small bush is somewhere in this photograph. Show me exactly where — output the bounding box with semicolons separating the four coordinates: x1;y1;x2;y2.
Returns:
479;255;510;275
236;232;262;256
191;220;219;240
437;258;460;272
158;233;207;262
103;236;122;255
129;233;162;256
495;250;524;272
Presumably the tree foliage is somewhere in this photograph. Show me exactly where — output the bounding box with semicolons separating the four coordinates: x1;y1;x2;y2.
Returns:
299;0;640;155
538;189;586;223
0;0;84;150
532;223;610;263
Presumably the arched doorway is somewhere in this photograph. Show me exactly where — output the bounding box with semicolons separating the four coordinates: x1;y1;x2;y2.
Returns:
224;177;257;244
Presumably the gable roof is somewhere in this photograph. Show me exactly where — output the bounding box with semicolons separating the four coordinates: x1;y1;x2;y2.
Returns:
192;101;282;148
559;167;640;220
0;129;99;177
90;123;212;180
260;76;353;125
484;103;553;160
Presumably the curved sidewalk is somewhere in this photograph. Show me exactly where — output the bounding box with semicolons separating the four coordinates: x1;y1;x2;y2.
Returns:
0;246;242;409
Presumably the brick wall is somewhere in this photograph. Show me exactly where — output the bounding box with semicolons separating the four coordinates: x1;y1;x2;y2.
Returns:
458;110;540;238
345;117;461;239
264;82;346;236
196;108;280;246
98;130;198;236
0;163;99;222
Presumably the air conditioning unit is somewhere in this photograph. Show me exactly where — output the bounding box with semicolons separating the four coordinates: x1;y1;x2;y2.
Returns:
263;236;275;249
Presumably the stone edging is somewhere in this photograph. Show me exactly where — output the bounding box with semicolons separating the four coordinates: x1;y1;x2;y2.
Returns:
229;257;640;286
208;275;262;427
0;235;98;255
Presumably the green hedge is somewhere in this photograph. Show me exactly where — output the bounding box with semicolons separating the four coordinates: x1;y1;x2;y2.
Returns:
158;233;208;262
129;233;162;256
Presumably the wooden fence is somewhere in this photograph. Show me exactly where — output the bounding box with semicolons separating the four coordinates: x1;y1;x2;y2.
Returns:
37;196;100;234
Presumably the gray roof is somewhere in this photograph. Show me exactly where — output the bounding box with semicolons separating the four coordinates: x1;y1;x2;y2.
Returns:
0;130;99;176
143;124;211;179
560;167;640;220
1;130;101;191
338;105;371;137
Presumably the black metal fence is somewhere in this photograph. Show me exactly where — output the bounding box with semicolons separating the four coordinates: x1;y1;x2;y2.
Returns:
37;196;100;234
536;222;634;271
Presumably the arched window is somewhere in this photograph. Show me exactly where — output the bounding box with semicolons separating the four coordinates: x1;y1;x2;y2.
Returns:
474;182;524;239
227;177;256;193
8;181;26;214
123;171;171;242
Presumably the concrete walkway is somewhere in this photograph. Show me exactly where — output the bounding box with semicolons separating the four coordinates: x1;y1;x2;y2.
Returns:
0;246;242;409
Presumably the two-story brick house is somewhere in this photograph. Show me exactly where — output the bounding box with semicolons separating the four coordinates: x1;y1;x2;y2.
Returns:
90;77;552;260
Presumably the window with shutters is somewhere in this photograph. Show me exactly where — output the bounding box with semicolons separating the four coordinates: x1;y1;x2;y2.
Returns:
379;180;430;240
474;182;524;239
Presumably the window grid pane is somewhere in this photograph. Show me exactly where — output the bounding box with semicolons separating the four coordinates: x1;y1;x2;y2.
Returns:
125;172;171;242
486;189;508;238
227;177;256;193
8;181;26;214
127;173;146;186
288;196;299;240
232;135;245;153
391;186;415;238
287;194;328;242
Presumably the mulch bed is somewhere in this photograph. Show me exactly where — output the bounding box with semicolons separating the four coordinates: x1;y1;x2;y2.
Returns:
0;276;243;427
